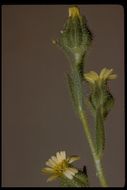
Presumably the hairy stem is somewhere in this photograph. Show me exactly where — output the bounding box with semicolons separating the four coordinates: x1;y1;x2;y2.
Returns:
79;109;108;187
95;107;105;159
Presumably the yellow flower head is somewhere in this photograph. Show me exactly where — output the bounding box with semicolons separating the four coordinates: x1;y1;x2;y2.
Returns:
69;6;80;18
84;68;117;85
42;151;80;182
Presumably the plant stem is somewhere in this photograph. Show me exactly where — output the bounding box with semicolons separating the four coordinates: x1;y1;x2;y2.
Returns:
79;109;108;187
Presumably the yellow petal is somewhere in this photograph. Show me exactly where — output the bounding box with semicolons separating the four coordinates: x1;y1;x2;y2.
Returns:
65;168;75;176
108;74;117;80
42;167;54;174
84;71;98;84
67;167;78;175
60;151;66;160
63;170;73;179
84;76;95;84
51;156;58;164
46;159;56;167
47;175;58;182
100;68;113;80
99;68;108;79
89;71;98;79
56;152;63;163
103;69;113;80
46;161;52;167
68;156;80;163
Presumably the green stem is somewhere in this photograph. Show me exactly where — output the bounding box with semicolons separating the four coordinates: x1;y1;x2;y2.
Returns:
79;109;108;187
95;107;105;159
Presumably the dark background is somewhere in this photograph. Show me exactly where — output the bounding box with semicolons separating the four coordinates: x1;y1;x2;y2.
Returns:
2;5;124;187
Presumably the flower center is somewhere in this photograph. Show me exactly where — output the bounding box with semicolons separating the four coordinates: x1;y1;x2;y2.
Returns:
54;160;69;175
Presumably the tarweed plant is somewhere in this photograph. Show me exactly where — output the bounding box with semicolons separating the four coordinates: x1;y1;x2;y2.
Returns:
42;6;117;187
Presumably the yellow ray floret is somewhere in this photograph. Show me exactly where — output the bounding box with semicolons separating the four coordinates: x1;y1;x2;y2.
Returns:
42;151;80;182
84;68;117;84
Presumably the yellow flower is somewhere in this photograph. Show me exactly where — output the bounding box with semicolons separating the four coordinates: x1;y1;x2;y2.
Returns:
69;6;80;18
84;68;117;84
42;151;80;182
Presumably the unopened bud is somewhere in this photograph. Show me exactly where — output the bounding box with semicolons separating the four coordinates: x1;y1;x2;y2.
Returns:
57;6;93;64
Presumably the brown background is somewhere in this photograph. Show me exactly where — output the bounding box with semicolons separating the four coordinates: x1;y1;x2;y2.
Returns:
2;5;124;187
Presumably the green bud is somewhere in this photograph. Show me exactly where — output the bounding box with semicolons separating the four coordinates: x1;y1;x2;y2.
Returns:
56;6;92;69
89;81;114;119
87;82;114;158
84;68;116;119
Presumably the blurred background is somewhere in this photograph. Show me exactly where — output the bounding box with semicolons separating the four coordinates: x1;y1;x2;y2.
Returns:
2;5;124;187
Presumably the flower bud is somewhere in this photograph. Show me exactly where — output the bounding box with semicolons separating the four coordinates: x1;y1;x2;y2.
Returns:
57;6;92;64
84;68;117;119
